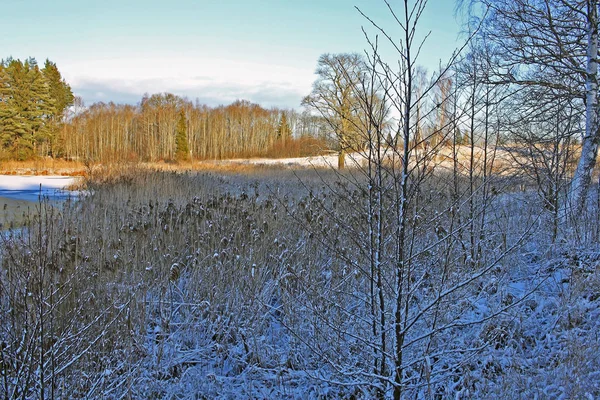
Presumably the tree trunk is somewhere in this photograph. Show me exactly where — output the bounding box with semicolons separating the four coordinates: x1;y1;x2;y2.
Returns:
570;0;599;215
338;148;345;169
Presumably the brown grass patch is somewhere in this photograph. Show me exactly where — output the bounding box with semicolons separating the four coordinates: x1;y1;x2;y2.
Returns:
262;136;330;158
0;158;86;176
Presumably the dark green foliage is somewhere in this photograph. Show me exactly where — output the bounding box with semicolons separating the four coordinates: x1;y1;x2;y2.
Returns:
0;58;52;159
43;59;74;117
43;59;75;157
175;109;190;161
0;57;73;160
276;112;292;142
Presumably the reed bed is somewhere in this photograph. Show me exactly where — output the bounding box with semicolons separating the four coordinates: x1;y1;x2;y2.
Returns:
1;168;598;398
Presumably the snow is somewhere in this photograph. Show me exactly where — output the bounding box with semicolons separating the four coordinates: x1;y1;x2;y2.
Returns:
1;172;599;398
0;174;79;201
0;175;77;190
209;152;367;169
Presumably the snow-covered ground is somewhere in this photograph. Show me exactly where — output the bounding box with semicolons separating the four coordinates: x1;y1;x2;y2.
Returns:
210;153;366;169
1;171;598;398
0;175;79;202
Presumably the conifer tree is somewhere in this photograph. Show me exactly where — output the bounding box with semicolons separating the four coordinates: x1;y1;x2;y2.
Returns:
0;62;12;157
276;112;292;143
27;59;54;157
455;128;466;146
175;109;190;161
43;60;74;117
42;60;74;156
0;58;53;159
0;57;73;159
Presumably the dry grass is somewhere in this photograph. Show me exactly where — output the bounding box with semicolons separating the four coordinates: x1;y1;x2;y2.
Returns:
0;144;521;182
0;197;37;229
0;143;582;179
0;164;596;398
0;158;87;176
261;136;330;158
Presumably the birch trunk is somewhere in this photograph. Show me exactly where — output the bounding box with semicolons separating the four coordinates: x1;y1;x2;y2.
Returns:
570;0;598;215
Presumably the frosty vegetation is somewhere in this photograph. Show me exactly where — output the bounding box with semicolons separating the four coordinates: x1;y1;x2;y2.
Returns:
2;0;600;398
1;167;598;399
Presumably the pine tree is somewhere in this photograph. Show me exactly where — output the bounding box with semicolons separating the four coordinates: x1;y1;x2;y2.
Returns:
0;60;22;159
461;130;471;146
43;60;74;117
28;59;54;157
0;58;73;159
175;109;190;161
42;59;74;156
276;112;292;142
0;58;51;159
455;128;464;146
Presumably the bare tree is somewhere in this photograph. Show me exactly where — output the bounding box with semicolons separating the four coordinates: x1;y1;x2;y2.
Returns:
460;0;599;216
273;1;541;398
302;53;370;169
503;85;581;242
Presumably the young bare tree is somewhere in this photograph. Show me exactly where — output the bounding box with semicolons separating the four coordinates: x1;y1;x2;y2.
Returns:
276;1;539;398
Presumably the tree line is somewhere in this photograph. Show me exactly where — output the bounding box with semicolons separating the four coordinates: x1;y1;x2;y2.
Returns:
60;95;330;162
0;58;332;162
0;54;477;167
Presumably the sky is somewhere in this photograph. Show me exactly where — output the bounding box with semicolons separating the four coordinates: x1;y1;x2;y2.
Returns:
1;0;465;109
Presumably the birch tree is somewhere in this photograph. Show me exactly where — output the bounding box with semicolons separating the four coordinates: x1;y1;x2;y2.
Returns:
460;0;599;215
572;0;598;215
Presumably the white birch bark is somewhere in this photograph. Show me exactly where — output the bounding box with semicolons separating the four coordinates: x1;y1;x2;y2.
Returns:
569;0;599;215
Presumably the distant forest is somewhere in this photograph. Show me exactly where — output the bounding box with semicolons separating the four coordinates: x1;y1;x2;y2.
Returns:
0;58;330;162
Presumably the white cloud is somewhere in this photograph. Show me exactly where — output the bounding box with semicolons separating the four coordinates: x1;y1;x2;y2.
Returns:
62;56;315;108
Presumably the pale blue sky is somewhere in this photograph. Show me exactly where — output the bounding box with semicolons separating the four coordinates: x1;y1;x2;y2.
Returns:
1;0;464;108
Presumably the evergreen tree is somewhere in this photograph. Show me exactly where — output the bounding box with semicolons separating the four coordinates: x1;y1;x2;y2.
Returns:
276;112;292;142
27;59;54;156
0;57;73;159
175;109;190;161
43;60;74;117
42;59;74;156
461;130;471;146
0;60;23;159
455;128;465;146
0;58;53;159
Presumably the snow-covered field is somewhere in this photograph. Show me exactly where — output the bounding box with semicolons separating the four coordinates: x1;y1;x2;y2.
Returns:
205;152;366;169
